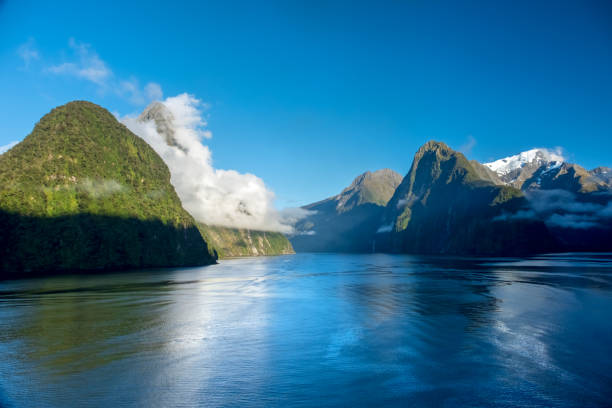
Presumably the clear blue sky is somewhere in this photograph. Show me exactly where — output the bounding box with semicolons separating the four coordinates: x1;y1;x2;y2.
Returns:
1;0;611;207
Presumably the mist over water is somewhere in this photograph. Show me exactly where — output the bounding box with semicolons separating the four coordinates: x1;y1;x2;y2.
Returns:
1;253;611;407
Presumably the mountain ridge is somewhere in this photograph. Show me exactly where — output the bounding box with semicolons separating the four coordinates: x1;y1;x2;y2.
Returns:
382;141;554;255
291;168;402;252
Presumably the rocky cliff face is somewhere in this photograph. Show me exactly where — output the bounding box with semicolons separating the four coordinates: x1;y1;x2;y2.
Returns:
521;162;607;193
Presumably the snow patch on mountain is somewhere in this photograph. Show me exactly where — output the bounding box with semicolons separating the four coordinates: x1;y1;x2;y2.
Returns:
484;148;565;177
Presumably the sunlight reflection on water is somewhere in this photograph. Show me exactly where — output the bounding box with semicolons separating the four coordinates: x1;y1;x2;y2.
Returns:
1;253;611;407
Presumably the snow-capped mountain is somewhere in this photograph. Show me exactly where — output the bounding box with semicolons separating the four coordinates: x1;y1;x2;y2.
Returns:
484;148;564;187
483;148;609;192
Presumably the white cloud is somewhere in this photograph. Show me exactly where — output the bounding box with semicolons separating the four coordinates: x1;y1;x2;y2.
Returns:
0;141;18;154
39;39;306;232
17;38;39;69
46;39;161;105
48;38;111;85
79;179;125;198
493;190;612;229
279;207;315;226
121;94;305;232
527;190;602;214
119;78;163;106
145;82;163;101
524;189;612;229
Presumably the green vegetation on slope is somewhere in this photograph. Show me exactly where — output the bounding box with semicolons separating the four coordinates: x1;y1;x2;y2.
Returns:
0;101;215;276
198;224;294;258
385;141;555;255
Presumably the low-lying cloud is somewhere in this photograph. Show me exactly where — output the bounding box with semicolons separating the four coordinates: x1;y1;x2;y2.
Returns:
521;190;612;229
121;94;304;232
494;189;612;229
79;179;125;198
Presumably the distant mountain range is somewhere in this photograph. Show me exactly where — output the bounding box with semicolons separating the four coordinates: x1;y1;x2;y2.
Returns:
483;148;610;192
291;169;402;252
2;100;610;277
291;142;612;255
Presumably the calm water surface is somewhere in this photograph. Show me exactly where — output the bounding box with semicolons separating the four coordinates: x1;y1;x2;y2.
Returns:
1;253;611;407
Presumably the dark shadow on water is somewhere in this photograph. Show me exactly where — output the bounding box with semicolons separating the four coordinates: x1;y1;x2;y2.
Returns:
0;210;216;280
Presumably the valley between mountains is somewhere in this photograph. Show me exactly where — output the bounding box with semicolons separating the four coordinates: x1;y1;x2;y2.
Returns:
1;100;611;277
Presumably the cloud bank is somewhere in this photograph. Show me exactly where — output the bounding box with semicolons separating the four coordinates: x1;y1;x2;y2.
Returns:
121;94;305;232
496;189;612;229
527;190;612;229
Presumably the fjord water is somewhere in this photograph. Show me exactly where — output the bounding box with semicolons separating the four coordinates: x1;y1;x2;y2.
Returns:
1;254;611;407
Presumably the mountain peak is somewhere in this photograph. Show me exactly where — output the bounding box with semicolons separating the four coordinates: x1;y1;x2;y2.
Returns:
347;168;400;187
484;148;564;178
416;140;452;155
337;169;403;211
138;101;184;150
483;148;565;188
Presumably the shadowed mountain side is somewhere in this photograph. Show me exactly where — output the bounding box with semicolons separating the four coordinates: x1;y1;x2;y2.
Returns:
198;224;294;258
525;191;612;252
522;163;607;193
386;184;557;255
549;224;612;252
290;169;403;253
291;202;386;253
470;160;503;185
0;211;214;279
382;141;558;255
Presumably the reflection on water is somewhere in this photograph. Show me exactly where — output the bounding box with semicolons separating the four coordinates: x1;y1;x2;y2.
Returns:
1;253;612;407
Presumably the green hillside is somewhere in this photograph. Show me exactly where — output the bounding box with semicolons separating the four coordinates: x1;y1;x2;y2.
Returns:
384;141;556;255
0;101;216;277
198;224;294;258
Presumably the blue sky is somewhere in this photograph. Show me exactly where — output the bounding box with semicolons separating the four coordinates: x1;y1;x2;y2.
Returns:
1;0;611;207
